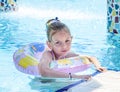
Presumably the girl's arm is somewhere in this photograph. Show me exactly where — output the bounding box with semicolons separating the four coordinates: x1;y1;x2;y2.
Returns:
38;51;91;80
85;55;107;72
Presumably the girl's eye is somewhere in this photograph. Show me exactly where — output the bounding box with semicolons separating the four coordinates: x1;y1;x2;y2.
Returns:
65;40;71;43
55;41;61;45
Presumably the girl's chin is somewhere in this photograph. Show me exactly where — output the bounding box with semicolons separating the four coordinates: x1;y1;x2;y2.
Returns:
61;52;67;55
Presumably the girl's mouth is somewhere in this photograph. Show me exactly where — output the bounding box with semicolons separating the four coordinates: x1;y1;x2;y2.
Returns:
61;50;67;52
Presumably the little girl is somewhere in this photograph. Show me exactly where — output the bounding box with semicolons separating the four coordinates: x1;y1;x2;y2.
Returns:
38;17;106;80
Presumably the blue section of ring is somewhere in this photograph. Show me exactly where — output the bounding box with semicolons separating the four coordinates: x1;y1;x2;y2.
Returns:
56;69;120;92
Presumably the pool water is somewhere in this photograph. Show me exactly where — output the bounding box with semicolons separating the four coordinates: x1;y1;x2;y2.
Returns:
0;0;120;92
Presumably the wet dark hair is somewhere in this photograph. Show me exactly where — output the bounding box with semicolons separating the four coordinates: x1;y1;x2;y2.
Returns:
46;17;71;41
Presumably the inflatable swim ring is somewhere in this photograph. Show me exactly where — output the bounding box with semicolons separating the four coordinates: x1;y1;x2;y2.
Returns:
13;42;91;77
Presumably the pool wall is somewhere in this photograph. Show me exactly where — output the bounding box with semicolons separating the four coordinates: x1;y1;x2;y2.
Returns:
107;0;120;47
0;0;17;11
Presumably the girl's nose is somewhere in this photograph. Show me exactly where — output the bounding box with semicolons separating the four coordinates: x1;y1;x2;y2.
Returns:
61;43;67;49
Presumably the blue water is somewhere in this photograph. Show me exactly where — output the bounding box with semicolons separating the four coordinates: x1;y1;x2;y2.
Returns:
0;0;120;92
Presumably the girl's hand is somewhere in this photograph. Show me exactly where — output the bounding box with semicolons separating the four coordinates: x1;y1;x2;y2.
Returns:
96;66;107;72
80;75;91;80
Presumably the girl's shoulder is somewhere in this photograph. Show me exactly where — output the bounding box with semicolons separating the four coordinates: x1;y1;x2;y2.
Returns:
41;50;54;61
42;50;52;57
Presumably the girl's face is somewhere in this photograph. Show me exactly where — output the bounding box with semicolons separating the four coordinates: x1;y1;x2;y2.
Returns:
47;29;72;58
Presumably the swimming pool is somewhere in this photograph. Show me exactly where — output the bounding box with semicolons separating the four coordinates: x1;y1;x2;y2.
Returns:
0;0;120;92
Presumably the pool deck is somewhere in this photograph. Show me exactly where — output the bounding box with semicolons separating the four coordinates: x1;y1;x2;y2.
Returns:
66;70;120;92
